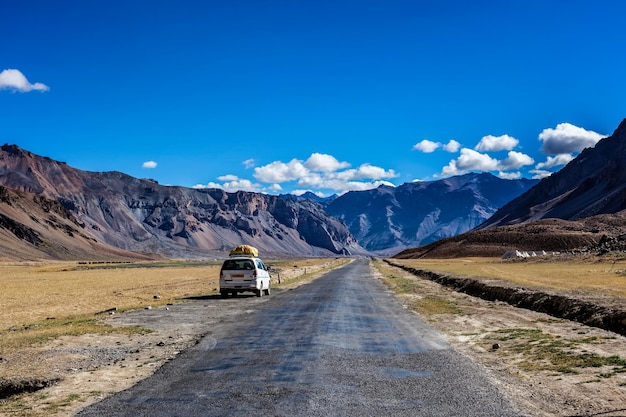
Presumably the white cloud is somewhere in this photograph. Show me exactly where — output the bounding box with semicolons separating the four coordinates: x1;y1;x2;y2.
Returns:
194;176;261;193
242;158;255;169
194;182;221;189
455;148;500;171
0;69;49;92
440;148;533;177
297;172;324;188
301;174;385;191
443;140;461;153
413;139;440;153
539;123;605;154
306;179;394;194
535;153;574;170
498;171;522;180
335;164;397;181
475;134;519;152
356;164;397;179
529;169;553;179
253;158;309;183
340;180;395;192
304;153;350;172
215;153;399;195
413;139;460;153
220;179;261;192
440;160;461;176
142;161;157;169
499;151;534;170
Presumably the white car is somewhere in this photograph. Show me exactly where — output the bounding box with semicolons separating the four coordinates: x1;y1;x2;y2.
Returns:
219;255;271;297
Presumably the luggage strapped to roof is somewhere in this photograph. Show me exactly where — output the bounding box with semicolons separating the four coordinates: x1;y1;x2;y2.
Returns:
229;244;259;257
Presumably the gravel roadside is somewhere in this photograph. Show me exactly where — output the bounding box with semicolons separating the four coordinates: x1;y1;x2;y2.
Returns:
372;261;626;417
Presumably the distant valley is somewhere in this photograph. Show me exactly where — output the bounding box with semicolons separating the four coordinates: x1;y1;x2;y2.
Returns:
324;173;537;254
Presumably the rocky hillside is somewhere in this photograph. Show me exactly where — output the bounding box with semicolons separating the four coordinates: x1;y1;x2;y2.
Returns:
0;145;363;259
0;185;155;261
394;213;626;259
324;173;538;254
479;118;626;228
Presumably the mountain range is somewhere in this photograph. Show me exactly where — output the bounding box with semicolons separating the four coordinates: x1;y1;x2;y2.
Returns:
324;173;537;254
1;117;624;261
397;118;626;259
0;144;362;260
0;144;538;260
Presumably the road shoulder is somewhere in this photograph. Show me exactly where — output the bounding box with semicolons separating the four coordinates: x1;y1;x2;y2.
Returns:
372;259;626;417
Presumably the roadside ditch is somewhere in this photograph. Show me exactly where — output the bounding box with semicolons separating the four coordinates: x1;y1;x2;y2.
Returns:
384;260;626;337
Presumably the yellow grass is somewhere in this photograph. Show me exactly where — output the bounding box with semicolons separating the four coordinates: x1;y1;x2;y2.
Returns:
0;258;342;334
0;261;222;333
0;257;345;391
390;257;626;298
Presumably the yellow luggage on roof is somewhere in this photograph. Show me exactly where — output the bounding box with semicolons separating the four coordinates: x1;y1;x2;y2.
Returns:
229;245;259;257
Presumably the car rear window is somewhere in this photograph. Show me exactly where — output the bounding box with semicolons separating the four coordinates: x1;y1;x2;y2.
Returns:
222;259;255;271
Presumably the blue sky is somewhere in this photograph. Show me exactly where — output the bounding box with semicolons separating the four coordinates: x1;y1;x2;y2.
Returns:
2;1;625;196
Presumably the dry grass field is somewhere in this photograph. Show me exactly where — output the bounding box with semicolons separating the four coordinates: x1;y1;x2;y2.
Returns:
390;256;626;298
0;259;225;411
0;261;220;338
1;256;624;416
0;257;350;416
0;258;341;362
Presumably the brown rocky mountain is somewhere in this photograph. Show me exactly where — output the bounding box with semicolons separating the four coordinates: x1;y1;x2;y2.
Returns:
479;118;626;228
0;185;156;261
393;214;626;259
0;145;363;260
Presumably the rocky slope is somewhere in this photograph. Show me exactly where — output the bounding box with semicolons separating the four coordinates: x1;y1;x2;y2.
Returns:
324;173;538;254
0;145;363;259
393;212;626;259
479;118;626;228
0;185;154;261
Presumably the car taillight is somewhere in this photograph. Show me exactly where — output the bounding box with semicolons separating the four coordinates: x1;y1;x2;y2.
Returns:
253;269;257;277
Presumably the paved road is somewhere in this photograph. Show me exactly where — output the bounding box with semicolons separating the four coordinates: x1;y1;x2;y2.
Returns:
77;258;523;416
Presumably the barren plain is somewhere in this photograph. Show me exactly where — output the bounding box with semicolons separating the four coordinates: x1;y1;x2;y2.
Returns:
0;257;625;417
